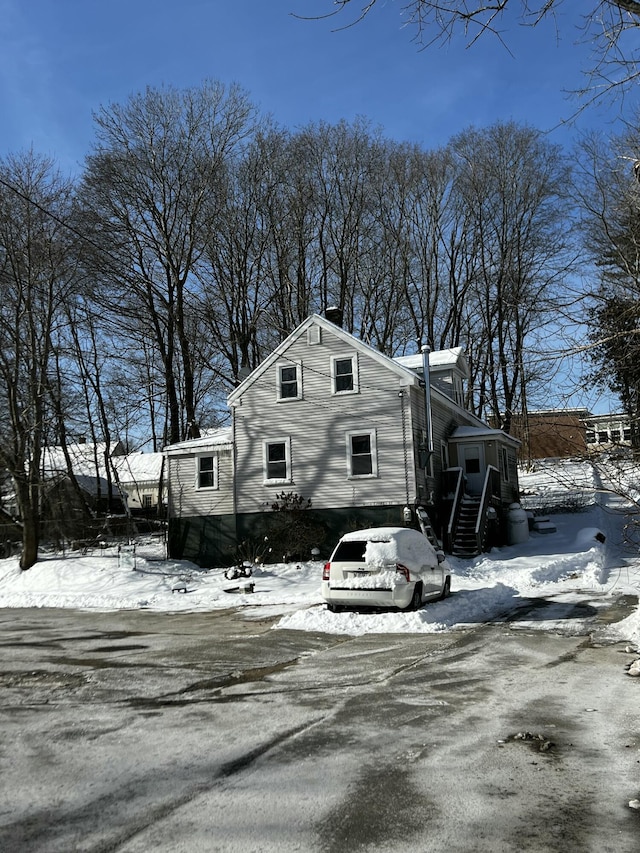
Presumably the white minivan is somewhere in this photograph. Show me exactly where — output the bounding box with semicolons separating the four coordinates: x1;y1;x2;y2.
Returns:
322;526;451;612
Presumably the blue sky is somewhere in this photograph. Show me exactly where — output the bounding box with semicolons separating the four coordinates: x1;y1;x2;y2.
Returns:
0;0;630;173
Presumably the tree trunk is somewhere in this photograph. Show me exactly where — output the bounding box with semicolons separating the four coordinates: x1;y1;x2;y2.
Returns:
16;480;39;570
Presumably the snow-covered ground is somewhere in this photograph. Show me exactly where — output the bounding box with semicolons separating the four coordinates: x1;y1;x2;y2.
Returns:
1;459;640;644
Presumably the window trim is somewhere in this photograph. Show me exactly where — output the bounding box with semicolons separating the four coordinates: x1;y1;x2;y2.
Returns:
196;453;218;490
501;447;510;483
346;429;378;479
331;353;359;395
276;360;302;402
263;437;292;484
440;440;449;471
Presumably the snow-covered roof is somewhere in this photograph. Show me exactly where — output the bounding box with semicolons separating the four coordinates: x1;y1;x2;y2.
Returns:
42;443;113;478
164;427;233;454
394;346;469;378
449;426;520;446
41;443;164;486
111;453;164;484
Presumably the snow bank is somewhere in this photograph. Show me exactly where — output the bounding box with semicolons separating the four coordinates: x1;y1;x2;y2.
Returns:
1;461;639;639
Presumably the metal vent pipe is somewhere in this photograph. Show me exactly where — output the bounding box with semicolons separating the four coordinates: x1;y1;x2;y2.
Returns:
421;345;433;461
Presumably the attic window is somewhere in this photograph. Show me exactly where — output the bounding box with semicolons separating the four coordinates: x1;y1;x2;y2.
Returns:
331;354;358;395
277;362;302;401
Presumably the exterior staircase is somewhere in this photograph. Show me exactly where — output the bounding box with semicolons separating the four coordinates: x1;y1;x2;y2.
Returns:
416;506;443;551
451;495;483;557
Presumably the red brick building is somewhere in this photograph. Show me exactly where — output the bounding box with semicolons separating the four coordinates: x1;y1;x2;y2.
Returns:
508;409;632;461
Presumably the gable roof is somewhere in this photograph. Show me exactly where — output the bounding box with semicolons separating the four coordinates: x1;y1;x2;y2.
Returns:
228;314;424;405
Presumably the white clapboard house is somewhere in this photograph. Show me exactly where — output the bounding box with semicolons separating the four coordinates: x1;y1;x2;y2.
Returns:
164;314;520;566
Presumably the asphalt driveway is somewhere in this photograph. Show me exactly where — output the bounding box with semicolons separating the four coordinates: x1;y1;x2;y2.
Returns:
1;597;639;852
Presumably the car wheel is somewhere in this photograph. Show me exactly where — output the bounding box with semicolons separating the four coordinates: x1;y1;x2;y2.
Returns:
441;576;451;599
327;603;341;613
406;583;423;611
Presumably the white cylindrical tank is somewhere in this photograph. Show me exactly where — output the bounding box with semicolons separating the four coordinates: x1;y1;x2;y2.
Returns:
507;502;529;545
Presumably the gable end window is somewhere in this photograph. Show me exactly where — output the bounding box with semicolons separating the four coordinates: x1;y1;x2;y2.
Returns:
277;362;302;401
197;454;218;489
263;439;292;483
331;354;358;395
346;430;377;478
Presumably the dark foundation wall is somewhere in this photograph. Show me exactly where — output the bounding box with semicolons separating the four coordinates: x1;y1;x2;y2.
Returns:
237;504;411;563
168;513;238;568
169;504;410;567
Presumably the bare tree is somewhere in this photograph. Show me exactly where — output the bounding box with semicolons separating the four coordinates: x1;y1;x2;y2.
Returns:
196;128;289;385
449;121;575;430
293;118;383;332
259;130;325;335
79;81;256;445
0;152;78;568
383;143;480;355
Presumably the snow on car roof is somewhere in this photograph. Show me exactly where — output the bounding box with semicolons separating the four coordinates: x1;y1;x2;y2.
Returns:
339;527;419;542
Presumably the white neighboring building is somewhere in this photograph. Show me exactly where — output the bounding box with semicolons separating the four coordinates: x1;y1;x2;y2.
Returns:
584;413;633;449
40;441;165;514
111;452;165;513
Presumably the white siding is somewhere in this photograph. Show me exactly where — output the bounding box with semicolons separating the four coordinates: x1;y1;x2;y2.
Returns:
233;328;413;514
167;447;234;517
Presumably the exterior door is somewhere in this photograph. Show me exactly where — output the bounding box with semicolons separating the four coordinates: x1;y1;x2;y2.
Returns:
460;444;485;495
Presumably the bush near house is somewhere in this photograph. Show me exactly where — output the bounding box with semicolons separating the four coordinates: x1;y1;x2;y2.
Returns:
261;492;327;562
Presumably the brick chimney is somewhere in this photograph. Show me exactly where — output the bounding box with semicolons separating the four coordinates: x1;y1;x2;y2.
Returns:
325;306;343;327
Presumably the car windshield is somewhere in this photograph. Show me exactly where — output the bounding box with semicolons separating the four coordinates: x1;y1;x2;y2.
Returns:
333;539;390;562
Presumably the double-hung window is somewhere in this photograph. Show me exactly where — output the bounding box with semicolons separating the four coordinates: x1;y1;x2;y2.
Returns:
197;454;217;489
277;361;301;401
346;430;377;478
264;439;292;483
331;354;358;395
